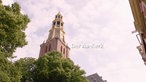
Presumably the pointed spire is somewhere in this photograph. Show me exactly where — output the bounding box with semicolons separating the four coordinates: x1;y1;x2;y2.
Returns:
58;11;61;14
55;11;63;19
57;11;62;16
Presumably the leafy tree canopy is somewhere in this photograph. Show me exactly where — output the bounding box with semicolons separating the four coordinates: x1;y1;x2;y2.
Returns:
14;51;88;82
0;2;30;82
0;2;30;57
33;51;88;82
14;57;36;82
0;51;21;82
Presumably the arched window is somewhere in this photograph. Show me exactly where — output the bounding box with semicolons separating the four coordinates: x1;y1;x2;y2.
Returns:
57;21;60;27
61;23;63;26
58;15;60;18
61;46;62;53
57;21;60;24
53;22;55;26
63;48;65;54
49;44;51;51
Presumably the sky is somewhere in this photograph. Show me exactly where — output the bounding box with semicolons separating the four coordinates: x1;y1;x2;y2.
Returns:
2;0;146;82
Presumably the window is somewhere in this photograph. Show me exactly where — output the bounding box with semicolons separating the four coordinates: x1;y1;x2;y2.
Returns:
57;21;60;27
57;21;60;24
58;16;60;18
61;23;63;26
63;48;65;54
49;44;51;51
61;46;62;53
53;22;55;25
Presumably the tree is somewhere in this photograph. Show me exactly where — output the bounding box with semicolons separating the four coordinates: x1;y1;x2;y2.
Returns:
33;51;88;82
0;2;30;82
0;51;21;82
0;2;30;57
14;57;36;82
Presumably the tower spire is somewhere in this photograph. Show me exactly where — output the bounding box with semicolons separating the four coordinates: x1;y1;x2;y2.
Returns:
52;12;64;28
39;12;70;58
48;12;65;42
57;11;61;15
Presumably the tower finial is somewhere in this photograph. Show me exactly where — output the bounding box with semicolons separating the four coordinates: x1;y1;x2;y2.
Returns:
56;11;62;16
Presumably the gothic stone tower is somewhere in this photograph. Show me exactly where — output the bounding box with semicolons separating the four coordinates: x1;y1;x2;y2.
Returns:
39;12;70;58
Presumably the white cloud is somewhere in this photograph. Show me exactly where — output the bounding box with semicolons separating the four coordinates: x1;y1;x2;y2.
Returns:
2;0;13;5
12;0;146;82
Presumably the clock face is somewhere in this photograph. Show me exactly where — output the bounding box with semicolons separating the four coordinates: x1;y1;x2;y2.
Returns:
54;29;64;39
55;29;60;37
56;29;59;33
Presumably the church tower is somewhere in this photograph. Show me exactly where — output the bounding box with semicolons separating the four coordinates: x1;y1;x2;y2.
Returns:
39;12;70;58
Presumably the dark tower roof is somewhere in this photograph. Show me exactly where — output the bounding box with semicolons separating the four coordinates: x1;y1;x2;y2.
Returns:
87;73;107;82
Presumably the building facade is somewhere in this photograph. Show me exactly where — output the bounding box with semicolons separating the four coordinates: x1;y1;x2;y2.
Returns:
87;73;107;82
39;12;70;58
129;0;146;65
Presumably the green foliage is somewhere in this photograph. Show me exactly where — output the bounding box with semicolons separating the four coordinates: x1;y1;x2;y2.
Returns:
33;51;88;82
14;57;36;82
0;2;30;82
0;2;30;57
14;52;88;82
0;51;21;82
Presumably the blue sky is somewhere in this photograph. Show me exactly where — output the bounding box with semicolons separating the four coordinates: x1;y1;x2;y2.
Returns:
2;0;146;82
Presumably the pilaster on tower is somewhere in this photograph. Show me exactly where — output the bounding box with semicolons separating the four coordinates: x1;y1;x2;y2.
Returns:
39;12;70;58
